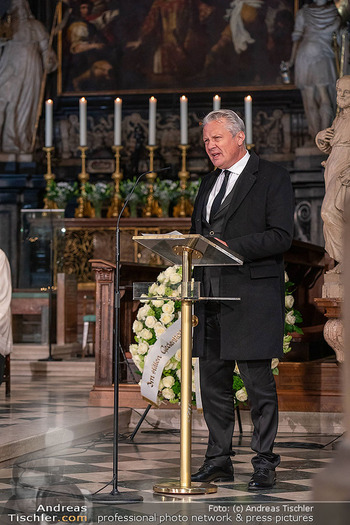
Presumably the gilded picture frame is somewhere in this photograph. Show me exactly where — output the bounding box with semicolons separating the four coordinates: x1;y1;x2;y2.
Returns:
57;0;296;96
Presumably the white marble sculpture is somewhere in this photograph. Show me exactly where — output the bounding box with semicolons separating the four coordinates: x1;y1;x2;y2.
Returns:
0;0;57;154
315;75;350;273
287;0;341;142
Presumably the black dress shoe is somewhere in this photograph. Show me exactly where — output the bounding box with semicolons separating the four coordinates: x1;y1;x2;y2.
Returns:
191;463;234;482
248;468;276;490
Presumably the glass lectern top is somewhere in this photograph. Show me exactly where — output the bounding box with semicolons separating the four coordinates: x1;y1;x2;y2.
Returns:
132;233;243;267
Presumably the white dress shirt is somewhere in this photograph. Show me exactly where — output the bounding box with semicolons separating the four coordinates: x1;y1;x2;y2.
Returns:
206;151;250;222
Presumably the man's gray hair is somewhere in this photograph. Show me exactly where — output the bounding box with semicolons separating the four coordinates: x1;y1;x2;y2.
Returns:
202;109;245;137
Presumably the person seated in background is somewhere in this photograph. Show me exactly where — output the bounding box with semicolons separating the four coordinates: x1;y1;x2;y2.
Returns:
0;249;12;385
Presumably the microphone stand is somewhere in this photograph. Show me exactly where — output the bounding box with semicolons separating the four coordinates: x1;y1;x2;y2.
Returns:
92;167;170;504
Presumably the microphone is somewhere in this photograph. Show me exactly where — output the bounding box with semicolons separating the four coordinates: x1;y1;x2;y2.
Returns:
117;166;171;228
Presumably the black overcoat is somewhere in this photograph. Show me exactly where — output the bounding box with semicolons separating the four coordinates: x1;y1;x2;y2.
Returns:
190;151;295;360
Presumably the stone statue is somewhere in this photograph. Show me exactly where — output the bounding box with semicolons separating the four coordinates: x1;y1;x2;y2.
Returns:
315;75;350;273
0;0;57;154
286;0;341;142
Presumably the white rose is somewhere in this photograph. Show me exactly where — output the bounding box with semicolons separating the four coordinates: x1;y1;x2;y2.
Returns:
165;266;176;277
158;378;164;390
152;299;164;307
283;335;292;353
132;320;143;333
137;304;151;320
160;312;174;325
192;380;196;392
129;344;138;356
170;272;182;284
149;283;158;294
145;316;157;328
235;387;248;402
284;271;289;283
162;302;174;314
133;355;143;371
271;358;279;369
171;289;179;297
175;348;182;361
140;294;149;303
164;359;176;370
285;311;296;326
162;376;175;388
154;322;166;337
176;369;181;380
139;328;153;340
162;387;175;400
138;342;149;355
285;295;294;309
157;272;167;283
156;284;166;296
234;363;240;374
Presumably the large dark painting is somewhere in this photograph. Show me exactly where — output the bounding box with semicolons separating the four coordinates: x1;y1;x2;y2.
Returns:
58;0;295;94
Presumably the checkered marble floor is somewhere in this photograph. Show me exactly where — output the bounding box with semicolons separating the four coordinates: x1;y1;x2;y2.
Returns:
0;376;344;524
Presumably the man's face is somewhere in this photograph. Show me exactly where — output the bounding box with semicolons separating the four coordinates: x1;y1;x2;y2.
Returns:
203;119;245;169
336;78;350;110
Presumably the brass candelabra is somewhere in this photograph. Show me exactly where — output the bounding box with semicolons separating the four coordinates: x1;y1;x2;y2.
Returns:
107;145;127;218
43;147;57;209
173;144;193;217
144;145;162;217
75;146;95;218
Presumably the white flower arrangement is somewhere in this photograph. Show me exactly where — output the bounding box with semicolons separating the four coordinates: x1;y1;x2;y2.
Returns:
131;267;303;407
130;265;196;404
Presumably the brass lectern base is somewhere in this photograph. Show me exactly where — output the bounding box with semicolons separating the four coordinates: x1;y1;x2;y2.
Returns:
153;480;217;494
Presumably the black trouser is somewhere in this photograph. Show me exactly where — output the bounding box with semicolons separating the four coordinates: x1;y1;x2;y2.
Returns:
199;306;280;470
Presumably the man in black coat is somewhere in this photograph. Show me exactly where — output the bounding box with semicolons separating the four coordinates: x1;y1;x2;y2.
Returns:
190;109;294;489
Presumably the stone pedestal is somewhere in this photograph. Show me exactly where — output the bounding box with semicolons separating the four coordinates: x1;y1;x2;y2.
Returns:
315;273;343;362
315;296;343;362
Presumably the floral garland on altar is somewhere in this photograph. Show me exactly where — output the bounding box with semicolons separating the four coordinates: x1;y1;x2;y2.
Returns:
130;267;303;406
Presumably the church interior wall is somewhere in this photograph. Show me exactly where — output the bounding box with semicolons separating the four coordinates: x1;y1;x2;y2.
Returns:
1;0;345;365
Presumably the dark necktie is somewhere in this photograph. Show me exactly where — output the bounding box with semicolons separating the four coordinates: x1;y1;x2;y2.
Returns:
210;170;231;222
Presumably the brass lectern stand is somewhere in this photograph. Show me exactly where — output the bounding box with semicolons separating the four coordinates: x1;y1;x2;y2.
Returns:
133;233;243;495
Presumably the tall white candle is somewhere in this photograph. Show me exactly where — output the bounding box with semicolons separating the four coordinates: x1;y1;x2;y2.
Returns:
79;97;87;147
180;95;188;145
213;95;221;111
45;99;53;148
148;96;157;146
244;95;253;145
114;97;122;146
